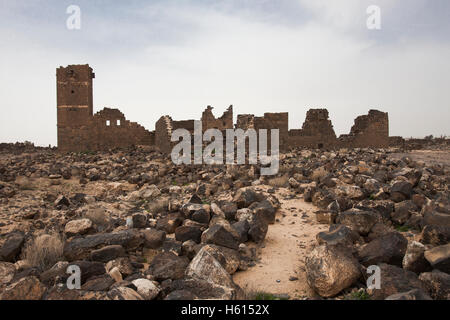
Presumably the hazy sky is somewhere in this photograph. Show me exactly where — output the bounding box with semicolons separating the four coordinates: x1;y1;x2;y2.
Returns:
0;0;449;146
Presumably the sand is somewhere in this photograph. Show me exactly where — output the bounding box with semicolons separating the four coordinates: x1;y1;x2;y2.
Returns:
233;188;328;299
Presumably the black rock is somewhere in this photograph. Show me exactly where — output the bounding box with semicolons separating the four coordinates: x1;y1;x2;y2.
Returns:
147;252;189;281
90;245;126;263
358;232;408;267
231;220;250;243
143;228;166;249
248;216;268;244
175;226;202;244
191;209;210;224
201;224;240;250
0;231;25;262
253;200;276;225
420;225;450;246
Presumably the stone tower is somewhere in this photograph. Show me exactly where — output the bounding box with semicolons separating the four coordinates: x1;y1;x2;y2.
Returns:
56;64;95;151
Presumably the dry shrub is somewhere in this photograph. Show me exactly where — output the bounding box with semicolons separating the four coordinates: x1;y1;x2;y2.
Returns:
241;285;289;300
22;233;65;271
85;207;109;226
311;167;327;181
268;175;289;188
147;198;169;214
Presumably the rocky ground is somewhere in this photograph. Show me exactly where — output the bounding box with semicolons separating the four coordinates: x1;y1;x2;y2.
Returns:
0;142;449;300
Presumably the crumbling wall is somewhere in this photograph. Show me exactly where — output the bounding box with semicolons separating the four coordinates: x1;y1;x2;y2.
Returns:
288;109;337;148
236;115;255;130
202;106;233;131
91;108;154;150
57;64;394;153
57;65;154;152
155;116;174;154
338;110;389;148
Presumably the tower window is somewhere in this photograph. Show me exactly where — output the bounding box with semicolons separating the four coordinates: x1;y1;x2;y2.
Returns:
71;90;75;94
117;120;121;126
106;120;110;126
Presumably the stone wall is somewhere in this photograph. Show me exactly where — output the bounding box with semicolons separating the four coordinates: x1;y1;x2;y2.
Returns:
288;109;338;149
57;65;154;152
338;110;389;148
57;64;394;153
202;106;233;131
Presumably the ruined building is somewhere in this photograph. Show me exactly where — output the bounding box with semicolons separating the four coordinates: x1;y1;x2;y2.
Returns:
57;65;153;152
57;65;391;153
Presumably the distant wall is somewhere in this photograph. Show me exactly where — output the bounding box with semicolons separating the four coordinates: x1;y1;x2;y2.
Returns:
57;64;394;153
338;110;389;148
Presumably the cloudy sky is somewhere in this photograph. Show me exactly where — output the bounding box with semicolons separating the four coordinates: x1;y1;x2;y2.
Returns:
0;0;449;146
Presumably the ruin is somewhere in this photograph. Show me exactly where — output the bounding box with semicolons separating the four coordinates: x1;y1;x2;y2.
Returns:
57;64;393;153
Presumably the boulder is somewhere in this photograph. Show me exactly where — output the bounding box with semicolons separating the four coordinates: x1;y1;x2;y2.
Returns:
191;209;210;224
316;224;360;247
218;201;238;220
312;189;335;209
175;226;202;244
423;210;450;227
201;224;240;250
165;289;198;300
390;181;413;202
81;274;115;291
231;220;250;243
185;246;234;288
131;213;148;228
39;261;69;285
168;278;239;300
385;289;432;300
64;219;93;237
391;201;418;225
107;286;143;300
336;209;379;235
105;257;134;278
142;228;166;249
369;263;425;300
131;278;161;300
253;200;277;225
63;229;143;261
315;211;337;225
156;212;184;234
424;244;450;273
233;188;265;208
198;244;240;275
419;270;450;300
147;252;189;281
247;216;268;244
402;241;432;274
305;245;361;297
358;232;408;267
420;225;450;246
0;232;25;262
0;276;46;300
71;260;106;284
90;245;126;263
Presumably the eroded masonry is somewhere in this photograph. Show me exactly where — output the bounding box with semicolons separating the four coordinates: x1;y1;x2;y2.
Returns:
57;65;396;153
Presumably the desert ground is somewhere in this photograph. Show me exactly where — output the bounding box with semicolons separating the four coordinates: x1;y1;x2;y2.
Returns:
0;142;448;300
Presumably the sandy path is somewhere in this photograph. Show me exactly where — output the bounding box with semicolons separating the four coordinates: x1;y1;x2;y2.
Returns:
233;189;328;299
